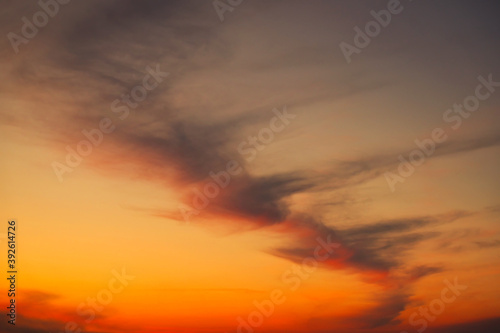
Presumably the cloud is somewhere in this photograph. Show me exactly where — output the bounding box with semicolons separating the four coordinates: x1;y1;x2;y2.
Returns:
474;239;500;249
1;1;499;331
405;265;445;280
425;317;500;333
0;289;125;333
308;291;410;330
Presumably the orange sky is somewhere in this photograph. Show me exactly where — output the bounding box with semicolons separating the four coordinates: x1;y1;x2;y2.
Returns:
1;1;500;333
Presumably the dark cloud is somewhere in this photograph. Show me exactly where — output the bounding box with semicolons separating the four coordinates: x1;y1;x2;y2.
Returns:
269;212;463;275
475;239;500;249
405;265;445;280
318;133;500;192
309;291;410;329
485;204;500;213
0;289;124;333
425;317;500;333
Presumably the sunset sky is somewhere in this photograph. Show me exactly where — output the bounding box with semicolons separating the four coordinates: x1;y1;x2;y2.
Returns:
1;1;499;333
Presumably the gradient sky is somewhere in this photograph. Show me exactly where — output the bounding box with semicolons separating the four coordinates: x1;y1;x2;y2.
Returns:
1;1;499;333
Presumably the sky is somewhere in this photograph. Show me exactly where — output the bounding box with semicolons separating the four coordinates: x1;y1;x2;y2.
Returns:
0;0;499;332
